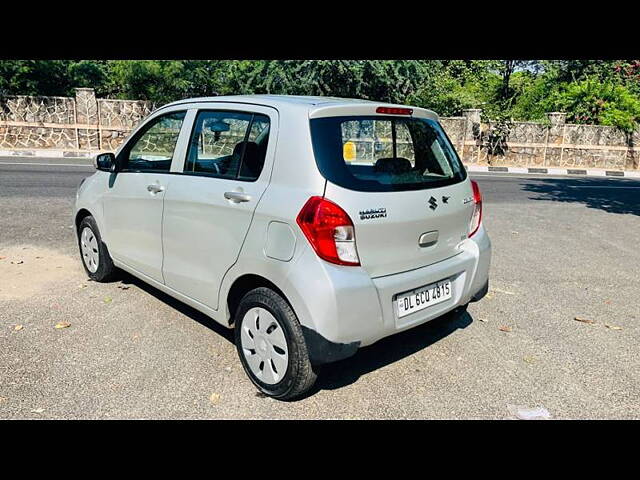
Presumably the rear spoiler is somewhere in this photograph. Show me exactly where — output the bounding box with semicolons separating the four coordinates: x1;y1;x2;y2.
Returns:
308;103;439;121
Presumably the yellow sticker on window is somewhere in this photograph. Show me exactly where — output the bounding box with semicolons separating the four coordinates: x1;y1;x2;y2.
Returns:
343;141;356;162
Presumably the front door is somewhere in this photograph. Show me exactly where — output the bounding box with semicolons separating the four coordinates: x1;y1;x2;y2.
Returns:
161;107;276;310
103;110;187;282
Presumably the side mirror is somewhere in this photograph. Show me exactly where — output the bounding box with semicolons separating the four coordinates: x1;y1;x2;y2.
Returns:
94;152;117;172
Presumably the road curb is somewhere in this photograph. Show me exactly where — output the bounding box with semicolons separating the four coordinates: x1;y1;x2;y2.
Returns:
466;165;640;178
2;149;640;179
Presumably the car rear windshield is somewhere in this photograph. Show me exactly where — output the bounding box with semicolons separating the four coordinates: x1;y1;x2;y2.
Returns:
310;115;466;192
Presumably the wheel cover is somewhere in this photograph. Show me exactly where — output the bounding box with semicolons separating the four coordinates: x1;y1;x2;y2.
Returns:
240;307;289;385
80;226;100;273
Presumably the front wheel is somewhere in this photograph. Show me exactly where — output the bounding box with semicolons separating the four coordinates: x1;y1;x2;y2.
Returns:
77;215;116;282
234;287;317;400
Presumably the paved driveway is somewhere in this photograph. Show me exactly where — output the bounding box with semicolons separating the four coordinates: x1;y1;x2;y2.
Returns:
1;159;639;419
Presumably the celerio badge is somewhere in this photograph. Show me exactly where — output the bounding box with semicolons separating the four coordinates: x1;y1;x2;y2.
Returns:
359;208;387;220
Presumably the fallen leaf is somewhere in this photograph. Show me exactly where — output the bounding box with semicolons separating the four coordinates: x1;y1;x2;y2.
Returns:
103;297;112;303
78;284;87;289
117;285;130;290
14;324;24;331
54;321;71;329
604;324;622;330
0;256;6;260
31;408;45;414
479;318;489;323
209;393;221;405
511;231;519;235
574;316;596;324
35;256;43;259
485;293;495;300
604;300;612;305
498;326;512;332
492;287;516;295
523;356;536;364
0;396;7;404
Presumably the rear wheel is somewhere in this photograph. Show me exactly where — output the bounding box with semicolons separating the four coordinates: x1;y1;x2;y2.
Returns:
234;287;317;400
77;215;116;282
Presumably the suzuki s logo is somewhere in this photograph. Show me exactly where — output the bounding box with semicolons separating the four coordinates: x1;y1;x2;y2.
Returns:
428;196;438;210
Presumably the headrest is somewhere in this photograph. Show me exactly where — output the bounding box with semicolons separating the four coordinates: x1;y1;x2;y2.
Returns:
232;140;257;158
373;157;412;174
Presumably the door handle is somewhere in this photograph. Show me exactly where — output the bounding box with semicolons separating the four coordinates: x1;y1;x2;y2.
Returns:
147;184;165;194
224;191;252;203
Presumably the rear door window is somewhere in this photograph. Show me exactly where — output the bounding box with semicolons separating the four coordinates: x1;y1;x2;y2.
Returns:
184;110;270;181
311;116;465;191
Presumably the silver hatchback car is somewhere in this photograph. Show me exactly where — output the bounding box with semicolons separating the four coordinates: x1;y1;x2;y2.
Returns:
75;95;491;399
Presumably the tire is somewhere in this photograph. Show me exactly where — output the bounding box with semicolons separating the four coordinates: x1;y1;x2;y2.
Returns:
234;287;317;400
77;215;116;282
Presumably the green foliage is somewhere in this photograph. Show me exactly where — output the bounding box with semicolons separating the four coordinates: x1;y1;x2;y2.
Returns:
550;79;640;131
220;60;440;104
408;60;490;116
1;59;640;131
68;60;108;91
0;60;74;96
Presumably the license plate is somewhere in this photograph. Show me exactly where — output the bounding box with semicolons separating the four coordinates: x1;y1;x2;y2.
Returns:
396;279;452;318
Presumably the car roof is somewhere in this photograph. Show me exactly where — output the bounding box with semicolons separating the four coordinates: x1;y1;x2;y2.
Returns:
161;94;437;117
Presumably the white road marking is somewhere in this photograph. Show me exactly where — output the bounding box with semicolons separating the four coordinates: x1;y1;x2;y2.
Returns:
470;173;640;183
470;174;580;179
0;162;91;167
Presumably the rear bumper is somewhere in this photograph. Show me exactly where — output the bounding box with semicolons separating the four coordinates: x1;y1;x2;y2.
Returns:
470;279;489;302
363;225;491;346
295;224;491;360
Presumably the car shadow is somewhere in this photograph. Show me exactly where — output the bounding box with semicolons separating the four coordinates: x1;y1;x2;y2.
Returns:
298;308;473;399
117;271;235;344
111;270;472;399
521;177;640;216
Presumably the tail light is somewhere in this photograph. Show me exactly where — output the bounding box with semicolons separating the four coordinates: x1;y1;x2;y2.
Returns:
468;180;483;237
296;196;360;266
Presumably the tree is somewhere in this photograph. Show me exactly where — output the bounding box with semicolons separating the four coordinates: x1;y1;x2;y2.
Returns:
0;60;73;96
2;59;640;131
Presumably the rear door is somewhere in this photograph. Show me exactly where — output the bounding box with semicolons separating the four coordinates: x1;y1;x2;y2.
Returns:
161;105;277;310
310;109;474;278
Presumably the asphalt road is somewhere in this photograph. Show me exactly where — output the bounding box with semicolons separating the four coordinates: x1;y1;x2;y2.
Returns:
1;158;639;419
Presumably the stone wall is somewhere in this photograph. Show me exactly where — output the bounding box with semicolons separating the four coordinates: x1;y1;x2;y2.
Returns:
456;109;640;170
1;89;639;170
0;88;153;154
